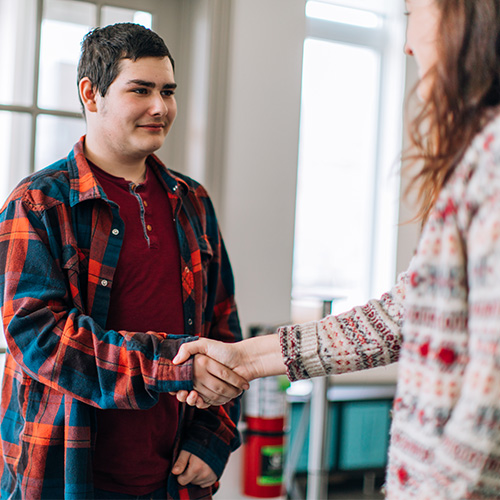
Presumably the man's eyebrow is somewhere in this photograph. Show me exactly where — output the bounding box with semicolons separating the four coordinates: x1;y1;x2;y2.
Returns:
126;79;177;89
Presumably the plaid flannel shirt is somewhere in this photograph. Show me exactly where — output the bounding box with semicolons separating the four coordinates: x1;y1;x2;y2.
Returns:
0;138;242;499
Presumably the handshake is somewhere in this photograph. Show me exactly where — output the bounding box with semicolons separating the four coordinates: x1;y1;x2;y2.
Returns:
170;333;285;408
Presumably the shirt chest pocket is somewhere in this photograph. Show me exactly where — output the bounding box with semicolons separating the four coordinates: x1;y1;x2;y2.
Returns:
197;236;214;309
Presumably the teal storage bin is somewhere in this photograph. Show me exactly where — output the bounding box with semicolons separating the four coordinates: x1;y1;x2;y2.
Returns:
287;402;338;472
338;400;392;470
286;385;393;473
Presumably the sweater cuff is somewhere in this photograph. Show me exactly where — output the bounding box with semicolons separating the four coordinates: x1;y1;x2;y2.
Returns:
279;321;327;381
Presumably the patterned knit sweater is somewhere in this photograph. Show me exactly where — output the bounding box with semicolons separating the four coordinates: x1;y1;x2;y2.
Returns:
279;112;500;499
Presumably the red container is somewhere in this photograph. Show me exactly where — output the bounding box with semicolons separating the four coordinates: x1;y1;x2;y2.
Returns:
243;416;285;498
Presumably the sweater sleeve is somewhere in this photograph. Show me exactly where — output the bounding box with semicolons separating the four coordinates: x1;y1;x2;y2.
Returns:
279;271;408;381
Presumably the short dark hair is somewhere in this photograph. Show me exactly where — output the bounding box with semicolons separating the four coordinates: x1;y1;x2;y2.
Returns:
77;23;174;110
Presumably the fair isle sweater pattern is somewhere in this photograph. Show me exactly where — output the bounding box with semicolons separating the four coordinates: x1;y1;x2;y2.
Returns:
279;112;500;499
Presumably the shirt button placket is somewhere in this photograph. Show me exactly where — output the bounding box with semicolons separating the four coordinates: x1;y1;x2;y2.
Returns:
104;228;120;289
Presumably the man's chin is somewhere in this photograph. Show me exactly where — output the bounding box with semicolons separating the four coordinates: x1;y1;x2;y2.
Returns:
137;139;166;157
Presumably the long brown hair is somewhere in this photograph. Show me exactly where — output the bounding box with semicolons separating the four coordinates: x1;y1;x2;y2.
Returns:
405;0;500;224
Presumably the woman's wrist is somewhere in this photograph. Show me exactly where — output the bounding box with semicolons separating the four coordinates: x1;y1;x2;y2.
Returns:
241;334;286;380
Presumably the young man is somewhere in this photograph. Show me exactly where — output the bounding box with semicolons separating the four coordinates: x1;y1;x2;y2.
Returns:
0;23;246;499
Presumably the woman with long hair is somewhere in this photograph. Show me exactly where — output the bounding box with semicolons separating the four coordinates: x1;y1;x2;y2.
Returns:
174;1;500;497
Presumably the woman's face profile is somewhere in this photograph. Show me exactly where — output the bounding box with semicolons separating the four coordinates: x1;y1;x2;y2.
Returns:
404;0;441;99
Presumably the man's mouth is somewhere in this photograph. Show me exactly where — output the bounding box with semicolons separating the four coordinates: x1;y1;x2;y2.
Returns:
139;123;165;131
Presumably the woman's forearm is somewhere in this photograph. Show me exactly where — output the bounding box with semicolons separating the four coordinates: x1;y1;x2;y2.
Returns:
237;333;286;380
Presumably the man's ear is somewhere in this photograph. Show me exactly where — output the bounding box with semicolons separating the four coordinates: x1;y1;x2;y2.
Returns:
79;77;98;113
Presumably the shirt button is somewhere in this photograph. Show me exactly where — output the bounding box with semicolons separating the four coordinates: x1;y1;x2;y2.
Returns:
101;279;108;287
112;228;119;236
187;318;193;326
143;200;148;207
147;224;152;231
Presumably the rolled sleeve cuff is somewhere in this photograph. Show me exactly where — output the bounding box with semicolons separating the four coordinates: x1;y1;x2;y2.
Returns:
156;335;199;392
181;438;230;479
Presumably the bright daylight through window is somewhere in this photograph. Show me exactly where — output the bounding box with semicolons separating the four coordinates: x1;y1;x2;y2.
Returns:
292;0;406;321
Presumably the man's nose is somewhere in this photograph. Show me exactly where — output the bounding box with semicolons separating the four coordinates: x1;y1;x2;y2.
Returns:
150;93;168;115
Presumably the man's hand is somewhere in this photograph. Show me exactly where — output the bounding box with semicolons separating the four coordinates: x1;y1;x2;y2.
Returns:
191;353;248;406
169;348;249;409
171;450;217;489
171;340;249;408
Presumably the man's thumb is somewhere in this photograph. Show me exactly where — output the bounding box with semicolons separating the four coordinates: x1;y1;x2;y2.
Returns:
171;450;190;475
173;344;193;365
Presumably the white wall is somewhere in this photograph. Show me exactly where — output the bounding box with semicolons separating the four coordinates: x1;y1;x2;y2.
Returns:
396;56;421;274
214;2;305;496
219;0;306;336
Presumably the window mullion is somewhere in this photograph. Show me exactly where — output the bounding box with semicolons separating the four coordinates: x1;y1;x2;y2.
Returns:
95;0;103;26
31;0;44;175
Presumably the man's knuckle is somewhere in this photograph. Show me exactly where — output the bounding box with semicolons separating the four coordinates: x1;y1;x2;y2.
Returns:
213;382;224;394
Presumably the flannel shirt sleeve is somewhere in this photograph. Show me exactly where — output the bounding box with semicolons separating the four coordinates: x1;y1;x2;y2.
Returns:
179;198;243;478
0;196;197;410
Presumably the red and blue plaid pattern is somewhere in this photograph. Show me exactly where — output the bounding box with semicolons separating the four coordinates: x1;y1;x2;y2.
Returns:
0;138;242;499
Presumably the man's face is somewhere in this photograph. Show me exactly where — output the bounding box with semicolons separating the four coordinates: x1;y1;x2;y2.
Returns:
92;56;177;162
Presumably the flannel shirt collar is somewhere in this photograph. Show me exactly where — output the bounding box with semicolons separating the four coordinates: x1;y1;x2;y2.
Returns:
67;136;189;207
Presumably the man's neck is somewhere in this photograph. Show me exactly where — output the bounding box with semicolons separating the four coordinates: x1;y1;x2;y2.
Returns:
83;141;147;185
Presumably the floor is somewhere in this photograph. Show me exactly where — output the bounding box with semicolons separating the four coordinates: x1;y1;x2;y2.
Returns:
213;447;386;500
290;472;385;499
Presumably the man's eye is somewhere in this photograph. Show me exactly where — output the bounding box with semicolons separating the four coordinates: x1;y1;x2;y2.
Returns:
133;88;148;94
162;90;175;97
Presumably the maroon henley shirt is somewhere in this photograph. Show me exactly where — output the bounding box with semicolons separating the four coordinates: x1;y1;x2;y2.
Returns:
90;162;184;495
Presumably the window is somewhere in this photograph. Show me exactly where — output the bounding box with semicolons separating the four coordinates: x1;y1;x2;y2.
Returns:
292;0;406;319
0;0;155;203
